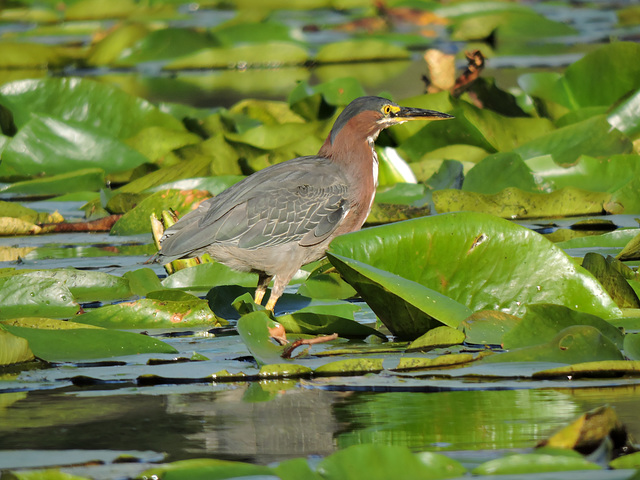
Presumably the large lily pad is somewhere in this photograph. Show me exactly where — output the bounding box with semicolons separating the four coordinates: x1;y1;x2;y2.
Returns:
328;212;621;339
0;77;183;138
1;318;177;362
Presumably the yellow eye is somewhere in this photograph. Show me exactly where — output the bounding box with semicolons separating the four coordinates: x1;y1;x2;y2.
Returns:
382;105;392;115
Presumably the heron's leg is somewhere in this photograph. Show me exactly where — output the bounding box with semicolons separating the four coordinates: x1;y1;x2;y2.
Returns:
254;273;273;305
264;276;287;311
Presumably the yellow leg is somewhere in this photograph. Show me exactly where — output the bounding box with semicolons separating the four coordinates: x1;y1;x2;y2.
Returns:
254;273;273;306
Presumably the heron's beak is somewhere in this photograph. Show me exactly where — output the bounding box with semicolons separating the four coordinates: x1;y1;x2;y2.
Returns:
378;106;453;127
395;107;453;121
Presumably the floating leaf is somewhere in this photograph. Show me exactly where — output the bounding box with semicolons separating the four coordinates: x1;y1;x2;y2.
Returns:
434;187;610;218
162;262;257;291
459;310;521;345
462;152;537;194
277;309;382;339
0;42;69;69
0;328;35;366
0;168;105;196
514;116;632;165
0;114;151;177
315;40;409;63
314;358;384;375
75;295;220;329
2;319;177;362
317;444;460;480
0;77;183;138
582;252;640;308
1;269;131;303
236;310;287;365
165;42;309;69
327;252;472;340
329;213;621;335
407;326;465;351
0;276;79;319
472;453;600;475
484;325;623;364
110;189;210;235
503;304;624;350
623;333;640;361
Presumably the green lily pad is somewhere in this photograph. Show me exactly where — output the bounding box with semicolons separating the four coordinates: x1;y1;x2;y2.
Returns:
503;304;624;350
617;230;640;261
165;42;309;69
434;186;611;218
514;116;632;165
117;27;219;66
0;77;183;138
0;328;35;366
0;275;79;319
86;22;150;66
315;40;409;63
459;310;521;345
526;154;640;194
317;444;460;480
0;114;151;178
582;252;640;308
0;168;105;196
407;326;465;351
472;453;600;475
462;152;537;194
329;213;621;333
623;333;640;361
110;189;210;235
141;458;274;480
2;318;177;362
236;310;287;366
314;358;384;375
484;325;623;364
327;252;472;340
277;306;382;339
0;42;69;69
534;360;640;379
74;295;221;329
162;262;258;291
0;269;131;303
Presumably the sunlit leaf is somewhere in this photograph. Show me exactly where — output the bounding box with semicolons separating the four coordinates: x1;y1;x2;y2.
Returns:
110;189;210;235
0;276;79;319
2;319;177;362
236;310;287;365
317;444;459;480
407;326;465;351
0;328;35;366
1;113;151;178
328;213;621;331
459;310;521;345
503;304;624;350
434;187;611;218
581;252;640;308
327;252;472;340
472;453;600;475
316;40;409;63
0;77;183;138
75;295;221;329
165;42;309;69
0;168;105;196
484;325;623;364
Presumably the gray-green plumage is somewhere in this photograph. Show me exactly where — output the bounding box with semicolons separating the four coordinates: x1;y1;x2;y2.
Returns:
156;96;453;310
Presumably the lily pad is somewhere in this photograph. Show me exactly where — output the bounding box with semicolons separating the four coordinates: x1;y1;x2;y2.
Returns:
0;275;79;319
0;328;35;366
328;213;621;333
434;187;611;218
472;453;600;475
2;318;177;362
503;304;624;350
0;77;183;138
483;325;623;364
75;295;221;329
110;189;210;235
459;310;521;345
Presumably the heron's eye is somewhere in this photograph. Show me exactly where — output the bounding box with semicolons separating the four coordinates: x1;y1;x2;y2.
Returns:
382;105;392;115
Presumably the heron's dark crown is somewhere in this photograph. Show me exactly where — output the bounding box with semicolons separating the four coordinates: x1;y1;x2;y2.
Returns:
329;96;397;145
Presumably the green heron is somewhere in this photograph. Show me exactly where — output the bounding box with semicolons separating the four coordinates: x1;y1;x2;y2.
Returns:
156;96;452;310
